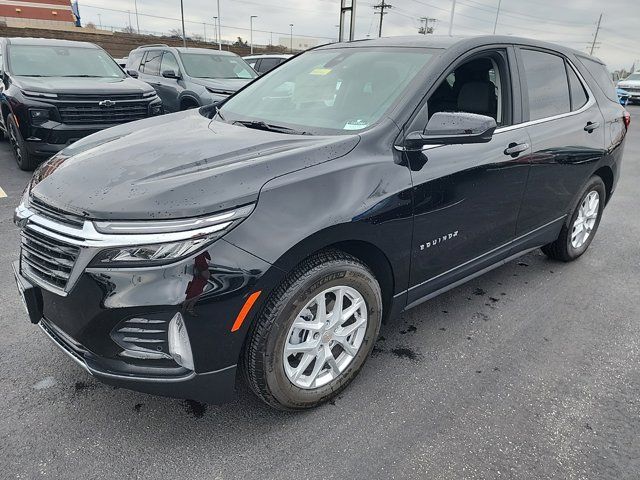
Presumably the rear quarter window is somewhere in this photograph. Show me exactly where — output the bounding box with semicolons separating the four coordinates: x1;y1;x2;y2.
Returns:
577;55;617;102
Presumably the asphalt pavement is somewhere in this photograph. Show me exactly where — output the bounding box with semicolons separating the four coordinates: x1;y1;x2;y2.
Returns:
1;107;639;479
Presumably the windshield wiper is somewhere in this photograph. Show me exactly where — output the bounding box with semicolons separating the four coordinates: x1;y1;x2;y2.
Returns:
62;75;105;77
232;120;309;135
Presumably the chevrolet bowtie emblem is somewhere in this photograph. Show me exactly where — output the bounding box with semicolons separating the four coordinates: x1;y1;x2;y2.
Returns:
98;99;116;107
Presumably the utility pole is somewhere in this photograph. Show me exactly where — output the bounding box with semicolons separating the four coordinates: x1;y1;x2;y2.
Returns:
180;0;186;48
590;13;602;55
97;13;102;29
448;0;456;36
217;0;222;50
289;23;294;53
213;17;218;45
338;0;357;42
203;22;207;43
250;15;257;54
492;0;502;34
373;0;392;37
133;0;140;34
419;17;436;34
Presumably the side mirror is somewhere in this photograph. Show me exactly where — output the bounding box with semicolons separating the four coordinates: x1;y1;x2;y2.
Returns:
162;69;180;79
126;69;139;78
404;112;497;150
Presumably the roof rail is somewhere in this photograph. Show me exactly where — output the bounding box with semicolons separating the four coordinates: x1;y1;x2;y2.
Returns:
136;44;169;49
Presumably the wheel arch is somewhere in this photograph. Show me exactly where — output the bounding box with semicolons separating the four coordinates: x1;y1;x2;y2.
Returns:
592;165;614;205
179;94;200;110
264;228;398;324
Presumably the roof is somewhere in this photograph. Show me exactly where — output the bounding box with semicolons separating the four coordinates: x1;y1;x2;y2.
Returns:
4;37;98;48
317;34;595;61
134;44;236;56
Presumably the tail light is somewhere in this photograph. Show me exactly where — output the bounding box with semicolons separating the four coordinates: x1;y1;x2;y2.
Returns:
623;111;631;130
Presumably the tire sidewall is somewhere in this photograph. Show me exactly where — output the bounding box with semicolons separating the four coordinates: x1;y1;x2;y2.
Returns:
263;262;382;409
7;114;24;167
565;177;606;258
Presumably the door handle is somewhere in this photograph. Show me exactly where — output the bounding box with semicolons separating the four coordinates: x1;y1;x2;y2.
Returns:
504;142;529;157
584;121;600;132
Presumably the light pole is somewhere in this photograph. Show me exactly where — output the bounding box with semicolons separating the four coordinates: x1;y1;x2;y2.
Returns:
448;0;456;36
213;16;218;45
217;0;222;50
133;0;140;34
492;0;502;34
289;23;293;53
180;0;186;48
97;13;102;29
250;15;257;54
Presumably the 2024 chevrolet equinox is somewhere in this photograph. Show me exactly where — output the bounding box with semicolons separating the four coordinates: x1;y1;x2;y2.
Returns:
13;36;628;410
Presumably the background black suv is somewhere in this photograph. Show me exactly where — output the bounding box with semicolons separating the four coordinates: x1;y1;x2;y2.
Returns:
0;37;162;170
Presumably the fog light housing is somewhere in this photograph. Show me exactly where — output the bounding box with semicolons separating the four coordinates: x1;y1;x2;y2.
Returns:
150;103;163;115
168;312;194;370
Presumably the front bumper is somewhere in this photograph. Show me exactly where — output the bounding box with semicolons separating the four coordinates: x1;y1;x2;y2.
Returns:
39;317;237;403
13;234;280;403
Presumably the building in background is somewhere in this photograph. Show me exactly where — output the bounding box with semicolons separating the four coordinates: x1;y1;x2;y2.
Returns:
278;36;321;52
0;0;76;30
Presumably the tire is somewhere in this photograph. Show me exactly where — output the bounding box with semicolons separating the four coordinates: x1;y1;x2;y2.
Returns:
7;113;38;171
541;175;606;262
243;250;382;410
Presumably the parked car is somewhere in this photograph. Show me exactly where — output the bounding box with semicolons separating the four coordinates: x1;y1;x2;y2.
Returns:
125;44;257;112
114;57;128;69
14;35;628;410
243;54;292;74
0;37;162;170
617;87;631;106
617;71;640;104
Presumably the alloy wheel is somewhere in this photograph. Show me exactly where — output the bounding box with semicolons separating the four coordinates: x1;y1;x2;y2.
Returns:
8;121;22;165
571;191;599;249
283;285;368;389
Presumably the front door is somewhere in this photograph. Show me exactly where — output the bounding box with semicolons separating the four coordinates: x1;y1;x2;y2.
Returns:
405;48;531;305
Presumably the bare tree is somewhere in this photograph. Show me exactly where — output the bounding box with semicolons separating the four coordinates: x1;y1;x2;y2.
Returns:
121;25;136;34
168;28;183;38
85;22;97;30
191;33;203;42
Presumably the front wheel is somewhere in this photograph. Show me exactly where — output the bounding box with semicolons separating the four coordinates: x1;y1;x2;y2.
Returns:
243;250;382;410
541;176;606;261
7;113;38;171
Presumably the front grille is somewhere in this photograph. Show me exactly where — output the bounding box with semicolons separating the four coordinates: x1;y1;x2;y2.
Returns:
20;228;80;290
623;86;640;92
57;93;146;101
30;196;85;229
111;317;171;360
58;102;149;125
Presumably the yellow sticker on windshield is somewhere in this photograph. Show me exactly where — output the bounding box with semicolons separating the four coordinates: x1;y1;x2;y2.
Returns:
310;68;332;76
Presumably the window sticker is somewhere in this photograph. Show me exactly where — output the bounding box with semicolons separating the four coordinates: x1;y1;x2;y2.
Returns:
344;119;368;130
310;68;332;76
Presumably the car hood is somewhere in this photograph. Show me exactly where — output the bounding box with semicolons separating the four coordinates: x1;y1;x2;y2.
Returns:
617;79;640;89
30;110;359;220
12;75;155;95
189;77;253;92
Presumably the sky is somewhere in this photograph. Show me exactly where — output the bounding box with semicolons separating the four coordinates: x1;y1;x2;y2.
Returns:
77;0;638;70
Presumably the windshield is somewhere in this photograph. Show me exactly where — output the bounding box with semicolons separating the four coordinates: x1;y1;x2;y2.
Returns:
179;52;257;79
8;45;124;78
624;73;640;81
219;48;436;134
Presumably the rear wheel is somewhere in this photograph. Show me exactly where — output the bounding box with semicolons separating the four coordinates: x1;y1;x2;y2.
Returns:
7;113;38;171
541;176;606;261
243;250;382;410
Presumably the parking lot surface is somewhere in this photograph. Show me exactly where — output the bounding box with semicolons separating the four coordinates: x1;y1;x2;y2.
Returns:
1;107;639;480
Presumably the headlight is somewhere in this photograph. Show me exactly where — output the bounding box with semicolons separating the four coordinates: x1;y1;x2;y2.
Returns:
205;86;234;96
88;204;253;267
89;237;211;267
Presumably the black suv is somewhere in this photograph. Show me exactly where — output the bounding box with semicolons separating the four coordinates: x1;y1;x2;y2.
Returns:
13;36;628;410
0;37;162;170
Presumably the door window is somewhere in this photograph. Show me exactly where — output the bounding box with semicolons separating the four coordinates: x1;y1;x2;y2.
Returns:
160;52;180;75
257;57;281;73
521;49;571;121
427;53;508;126
140;50;162;76
567;63;588;111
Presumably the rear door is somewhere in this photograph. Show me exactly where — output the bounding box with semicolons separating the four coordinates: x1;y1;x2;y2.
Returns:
515;47;606;235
